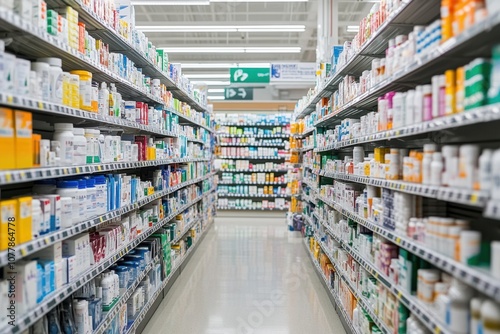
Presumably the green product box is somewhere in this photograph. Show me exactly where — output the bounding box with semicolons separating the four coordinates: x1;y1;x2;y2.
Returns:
157;49;169;72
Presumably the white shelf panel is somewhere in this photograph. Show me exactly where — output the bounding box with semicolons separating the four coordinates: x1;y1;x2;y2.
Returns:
317;170;488;208
0;186;216;334
316;194;500;303
0;157;210;186
0;172;216;268
315;104;500;152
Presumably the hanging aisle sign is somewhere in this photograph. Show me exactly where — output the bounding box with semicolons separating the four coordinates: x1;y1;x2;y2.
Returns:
224;87;254;100
270;63;316;82
230;68;270;83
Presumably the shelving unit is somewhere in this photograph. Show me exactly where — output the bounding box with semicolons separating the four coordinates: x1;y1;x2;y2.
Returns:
0;2;217;333
294;1;500;334
215;113;292;211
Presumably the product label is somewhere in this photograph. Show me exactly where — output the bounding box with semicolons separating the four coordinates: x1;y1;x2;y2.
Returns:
63;139;73;164
74;142;87;165
55;73;63;102
80;81;92;108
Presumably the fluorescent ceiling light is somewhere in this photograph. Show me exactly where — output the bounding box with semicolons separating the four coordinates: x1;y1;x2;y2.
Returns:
137;25;305;33
131;0;209;4
185;74;230;79
212;0;307;2
181;63;270;69
191;81;230;86
346;25;360;32
161;47;301;53
208;96;226;100
208;89;225;93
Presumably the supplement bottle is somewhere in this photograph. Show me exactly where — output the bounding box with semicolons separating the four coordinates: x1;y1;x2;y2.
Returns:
72;127;87;166
37;57;63;104
53;123;74;166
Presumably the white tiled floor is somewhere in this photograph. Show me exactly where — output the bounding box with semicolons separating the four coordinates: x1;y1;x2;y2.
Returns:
142;212;346;334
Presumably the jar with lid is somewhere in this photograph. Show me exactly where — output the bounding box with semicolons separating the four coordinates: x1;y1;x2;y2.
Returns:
37;57;63;104
73;128;87;166
53;123;74;166
84;129;100;164
56;180;80;223
70;70;93;111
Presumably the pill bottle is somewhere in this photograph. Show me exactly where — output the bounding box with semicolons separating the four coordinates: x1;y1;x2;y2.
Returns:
62;72;71;106
37;57;63;104
447;278;474;334
84;129;100;164
77;179;87;220
31;61;50;101
85;178;97;219
91;82;99;112
70;70;93;111
73;127;87;166
53;123;74;166
60;197;73;229
56;181;80;223
69;74;80;108
94;175;107;215
459;230;481;265
482;300;500;334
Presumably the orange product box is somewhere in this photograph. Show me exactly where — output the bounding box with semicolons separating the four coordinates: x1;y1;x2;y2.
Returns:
14;110;33;169
16;197;32;244
0;108;15;170
0;200;17;251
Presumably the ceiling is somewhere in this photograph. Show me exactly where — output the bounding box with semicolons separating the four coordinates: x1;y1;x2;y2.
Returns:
133;0;374;98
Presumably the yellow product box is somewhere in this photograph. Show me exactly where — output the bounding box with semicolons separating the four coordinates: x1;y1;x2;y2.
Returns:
16;197;32;244
14;110;33;169
0;108;15;170
0;200;17;251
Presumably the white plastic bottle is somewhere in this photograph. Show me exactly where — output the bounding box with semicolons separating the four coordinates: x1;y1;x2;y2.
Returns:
56;181;80;224
60;197;73;229
77;180;87;221
481;300;500;334
405;89;415;126
101;273;113;308
31;61;51;102
430;152;444;186
414;85;424;123
392;92;406;129
422;153;433;185
98;82;109;115
471;298;484;334
31;199;42;238
53;123;74;166
85;178;96;219
447;278;475;334
37;57;63;104
479;149;493;191
491;149;500;201
72;128;87;166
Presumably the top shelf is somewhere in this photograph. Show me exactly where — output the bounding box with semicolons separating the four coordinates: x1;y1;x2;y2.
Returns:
51;0;208;113
2;2;207;114
294;0;441;119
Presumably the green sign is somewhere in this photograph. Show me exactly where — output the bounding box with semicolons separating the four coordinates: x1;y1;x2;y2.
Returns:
230;67;270;83
224;87;253;100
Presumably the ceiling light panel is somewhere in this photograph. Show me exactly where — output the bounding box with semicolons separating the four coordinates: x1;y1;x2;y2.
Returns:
184;74;230;79
136;25;305;33
161;47;301;53
181;63;271;69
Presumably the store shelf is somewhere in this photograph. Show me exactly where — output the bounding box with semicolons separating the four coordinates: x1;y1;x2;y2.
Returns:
302;163;314;170
217;206;288;211
314;10;500;128
217;122;288;126
0;172;216;268
302;179;318;191
316;104;500;151
290;146;314;153
124;214;214;334
168;108;213;132
0;157;210;186
0;93;195;140
218;181;287;185
317;170;488;208
217;193;290;198
217;155;287;160
0;8;165;106
0;186;215;334
316;193;500;303
218;168;290;173
291;128;315;138
217;134;290;138
44;0;207;113
218;143;286;147
170;214;204;245
295;0;440;120
93;256;160;334
303;238;359;334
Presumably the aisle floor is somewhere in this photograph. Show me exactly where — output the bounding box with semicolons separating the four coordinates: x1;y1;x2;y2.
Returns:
142;213;346;334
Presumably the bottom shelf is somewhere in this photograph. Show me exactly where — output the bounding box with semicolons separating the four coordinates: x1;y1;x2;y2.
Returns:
217;206;288;211
303;238;358;334
125;214;215;334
